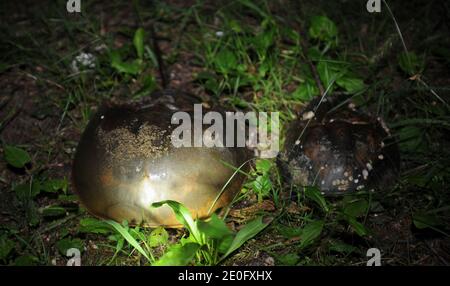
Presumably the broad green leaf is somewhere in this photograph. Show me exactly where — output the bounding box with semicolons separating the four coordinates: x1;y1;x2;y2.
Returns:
253;29;275;56
152;200;202;243
197;213;232;240
110;51;141;75
4;145;31;168
398;51;424;75
148;227;169;247
41;179;68;194
197;214;234;254
304;186;329;213
56;238;84;256
299;220;324;248
413;212;440;230
255;159;272;173
133;28;145;59
276;225;303;239
105;220;150;261
292;79;319;101
346;216;368;237
343;198;369;218
144;46;158;67
398;126;424;152
253;174;272;197
0;235;15;261
228;19;243;33
308;15;338;43
133;75;157;98
57;194;78;202
336;76;365;93
317;61;339;91
78;218;112;235
14;182;41;200
221;216;270;259
26;201;40;227
41;206;66;217
214;49;237;75
277;253;299;266
153;243;200;266
13;254;39;266
328;240;358;254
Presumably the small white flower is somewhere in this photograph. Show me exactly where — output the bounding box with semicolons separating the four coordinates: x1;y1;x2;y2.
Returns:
71;52;96;73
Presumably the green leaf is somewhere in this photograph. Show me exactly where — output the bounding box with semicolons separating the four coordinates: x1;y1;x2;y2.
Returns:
56;238;83;256
197;214;234;253
292;78;319;101
57;194;78;202
277;253;299;265
299;220;324;248
252;174;272;197
152;200;202;243
26;201;40;226
221;216;270;259
317;61;340;91
277;225;303;238
133;28;146;59
3;145;31;168
413;212;441;230
336;76;365;93
197;214;233;240
228;19;243;33
105;220;150;261
328;240;358;254
343;198;369;218
398;51;424;75
14;182;41;200
304;186;329;213
255;159;272;173
145;46;158;67
41;206;66;217
308;15;338;43
253;29;275;56
0;235;15;261
41;179;68;194
346;216;368;237
13;254;39;266
133;75;157;98
148;227;169;247
110;51;141;75
398;126;424;152
153;243;201;266
214;49;237;75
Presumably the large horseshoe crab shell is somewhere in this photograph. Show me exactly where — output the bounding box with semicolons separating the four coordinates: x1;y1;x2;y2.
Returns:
72;90;250;227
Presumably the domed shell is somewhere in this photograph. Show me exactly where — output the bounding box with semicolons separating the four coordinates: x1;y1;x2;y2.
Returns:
278;96;400;195
72;91;250;227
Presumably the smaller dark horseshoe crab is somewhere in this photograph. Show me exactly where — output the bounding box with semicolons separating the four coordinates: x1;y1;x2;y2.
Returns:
277;96;400;195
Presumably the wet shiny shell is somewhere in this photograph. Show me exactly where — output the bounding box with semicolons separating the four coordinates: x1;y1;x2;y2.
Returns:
277;97;400;195
72;91;250;227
